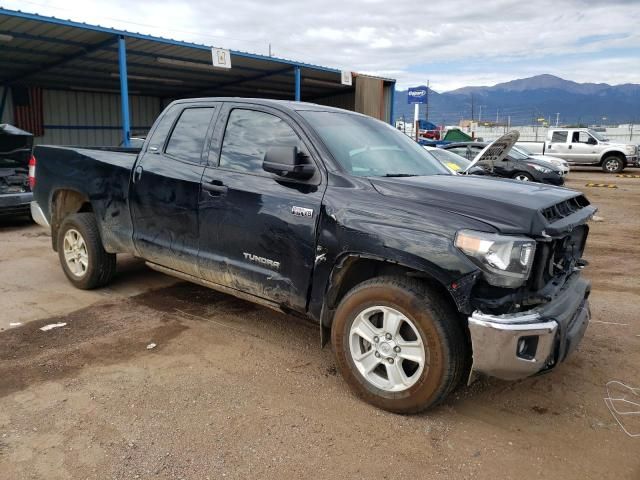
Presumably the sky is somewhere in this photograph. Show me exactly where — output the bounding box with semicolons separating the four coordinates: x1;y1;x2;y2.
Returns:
1;0;639;92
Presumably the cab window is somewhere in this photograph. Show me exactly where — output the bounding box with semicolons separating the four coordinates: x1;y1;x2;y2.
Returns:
219;109;306;175
572;131;594;144
551;131;568;143
165;107;215;163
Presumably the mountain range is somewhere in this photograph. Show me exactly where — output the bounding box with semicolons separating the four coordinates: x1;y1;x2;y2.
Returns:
393;74;640;126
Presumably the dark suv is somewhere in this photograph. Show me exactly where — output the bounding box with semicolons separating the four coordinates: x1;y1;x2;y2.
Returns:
441;142;565;185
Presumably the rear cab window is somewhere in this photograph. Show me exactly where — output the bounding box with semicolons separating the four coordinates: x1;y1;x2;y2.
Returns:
165;108;216;163
551;131;568;143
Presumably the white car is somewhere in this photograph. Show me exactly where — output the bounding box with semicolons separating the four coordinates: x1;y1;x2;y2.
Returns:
513;145;570;175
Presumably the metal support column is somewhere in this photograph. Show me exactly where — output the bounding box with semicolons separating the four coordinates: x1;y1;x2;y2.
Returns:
0;86;8;122
117;35;131;147
294;66;301;101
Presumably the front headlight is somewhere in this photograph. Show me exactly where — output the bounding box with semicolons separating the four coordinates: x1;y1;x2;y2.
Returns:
625;145;637;154
529;164;552;173
455;230;536;288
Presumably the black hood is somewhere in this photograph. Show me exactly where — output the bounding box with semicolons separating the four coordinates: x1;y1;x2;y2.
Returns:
370;174;596;236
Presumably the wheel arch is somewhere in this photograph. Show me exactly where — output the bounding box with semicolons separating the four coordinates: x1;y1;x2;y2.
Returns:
318;253;463;346
600;150;627;166
50;188;94;251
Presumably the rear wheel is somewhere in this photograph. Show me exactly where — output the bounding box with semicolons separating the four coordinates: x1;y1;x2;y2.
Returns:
331;276;467;413
601;156;624;173
57;213;116;289
512;172;533;182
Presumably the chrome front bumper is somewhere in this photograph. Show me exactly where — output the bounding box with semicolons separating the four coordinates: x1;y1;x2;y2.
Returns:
468;274;591;381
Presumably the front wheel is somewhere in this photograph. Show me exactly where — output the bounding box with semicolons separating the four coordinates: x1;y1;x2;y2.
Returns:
601;156;624;173
331;276;468;413
512;172;533;182
57;213;116;289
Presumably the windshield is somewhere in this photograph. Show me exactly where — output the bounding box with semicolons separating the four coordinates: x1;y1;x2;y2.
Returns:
428;148;471;172
509;146;530;160
300;111;450;177
588;129;608;142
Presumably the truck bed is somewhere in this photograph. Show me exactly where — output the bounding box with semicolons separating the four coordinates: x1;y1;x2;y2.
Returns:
33;145;140;253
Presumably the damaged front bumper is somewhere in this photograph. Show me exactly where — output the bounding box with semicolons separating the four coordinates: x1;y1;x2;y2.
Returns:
468;273;591;381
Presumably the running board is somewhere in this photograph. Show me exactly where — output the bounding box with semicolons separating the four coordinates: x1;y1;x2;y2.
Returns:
145;261;285;314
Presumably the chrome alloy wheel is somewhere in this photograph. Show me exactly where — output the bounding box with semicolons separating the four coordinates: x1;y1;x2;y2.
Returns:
514;174;531;181
349;306;427;392
63;229;89;277
604;158;621;172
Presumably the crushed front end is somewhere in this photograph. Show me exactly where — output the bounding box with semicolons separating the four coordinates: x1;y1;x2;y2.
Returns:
454;194;596;381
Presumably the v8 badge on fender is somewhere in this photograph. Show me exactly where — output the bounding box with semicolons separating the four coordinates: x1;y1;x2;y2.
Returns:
291;206;313;218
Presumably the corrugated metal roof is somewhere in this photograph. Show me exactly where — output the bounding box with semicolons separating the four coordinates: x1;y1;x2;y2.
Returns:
0;7;393;100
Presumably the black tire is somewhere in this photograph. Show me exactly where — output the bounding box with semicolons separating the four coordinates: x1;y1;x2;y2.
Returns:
601;155;624;173
331;276;467;414
512;172;534;182
57;212;116;289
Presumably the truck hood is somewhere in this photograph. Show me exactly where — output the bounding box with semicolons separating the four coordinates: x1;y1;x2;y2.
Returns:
370;174;595;236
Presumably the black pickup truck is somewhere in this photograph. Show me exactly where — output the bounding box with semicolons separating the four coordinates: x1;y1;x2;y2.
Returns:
31;98;595;413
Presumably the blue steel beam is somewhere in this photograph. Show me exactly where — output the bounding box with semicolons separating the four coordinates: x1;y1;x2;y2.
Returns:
118;36;131;148
0;8;343;75
294;66;301;101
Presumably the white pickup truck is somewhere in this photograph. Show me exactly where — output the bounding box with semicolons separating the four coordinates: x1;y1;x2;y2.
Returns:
518;128;638;173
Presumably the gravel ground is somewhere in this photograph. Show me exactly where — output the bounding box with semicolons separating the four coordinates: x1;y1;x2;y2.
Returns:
0;168;639;479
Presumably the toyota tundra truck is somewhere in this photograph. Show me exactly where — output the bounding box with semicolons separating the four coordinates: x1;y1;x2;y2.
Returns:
518;127;638;173
30;98;595;413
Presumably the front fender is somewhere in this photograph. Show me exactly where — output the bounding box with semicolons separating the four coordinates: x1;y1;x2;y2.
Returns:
308;201;481;326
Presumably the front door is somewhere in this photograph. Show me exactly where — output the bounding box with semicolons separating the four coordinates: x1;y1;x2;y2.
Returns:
197;104;325;312
569;131;599;163
130;104;218;276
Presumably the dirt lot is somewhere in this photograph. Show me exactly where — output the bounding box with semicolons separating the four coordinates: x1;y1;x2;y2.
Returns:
1;169;639;479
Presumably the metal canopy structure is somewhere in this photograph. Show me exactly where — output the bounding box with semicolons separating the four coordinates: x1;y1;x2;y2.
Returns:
0;8;395;146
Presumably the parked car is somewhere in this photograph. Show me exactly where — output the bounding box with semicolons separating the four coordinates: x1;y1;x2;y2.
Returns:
517;128;638;173
0;124;34;219
512;144;569;175
440;142;565;185
30;100;595;413
423;145;471;173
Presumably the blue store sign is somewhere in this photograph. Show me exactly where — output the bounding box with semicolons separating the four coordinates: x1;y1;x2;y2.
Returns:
407;87;428;104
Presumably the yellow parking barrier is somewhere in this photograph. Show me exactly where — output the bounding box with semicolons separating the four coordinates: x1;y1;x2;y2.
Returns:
616;174;640;178
585;183;618;188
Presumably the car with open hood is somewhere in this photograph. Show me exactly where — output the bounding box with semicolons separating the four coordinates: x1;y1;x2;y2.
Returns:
0;124;34;219
441;140;565;185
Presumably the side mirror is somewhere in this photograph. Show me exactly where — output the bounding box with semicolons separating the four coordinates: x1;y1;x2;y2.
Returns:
587;137;597;145
263;146;315;180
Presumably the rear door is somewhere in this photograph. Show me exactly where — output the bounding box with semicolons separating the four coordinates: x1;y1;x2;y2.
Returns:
546;130;571;161
197;103;325;312
130;103;218;276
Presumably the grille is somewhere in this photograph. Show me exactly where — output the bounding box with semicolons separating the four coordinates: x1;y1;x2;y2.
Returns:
529;225;588;291
541;195;590;223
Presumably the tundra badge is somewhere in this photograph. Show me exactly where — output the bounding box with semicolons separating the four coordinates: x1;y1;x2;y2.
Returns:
291;206;313;218
243;252;281;270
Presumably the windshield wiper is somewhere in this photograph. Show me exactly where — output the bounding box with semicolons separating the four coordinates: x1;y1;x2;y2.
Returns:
381;173;420;177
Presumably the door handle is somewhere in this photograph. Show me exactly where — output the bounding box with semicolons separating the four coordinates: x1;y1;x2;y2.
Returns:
202;180;228;196
132;165;143;183
568;145;572;149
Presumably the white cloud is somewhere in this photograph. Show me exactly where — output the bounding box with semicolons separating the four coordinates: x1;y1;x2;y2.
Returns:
2;0;639;89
